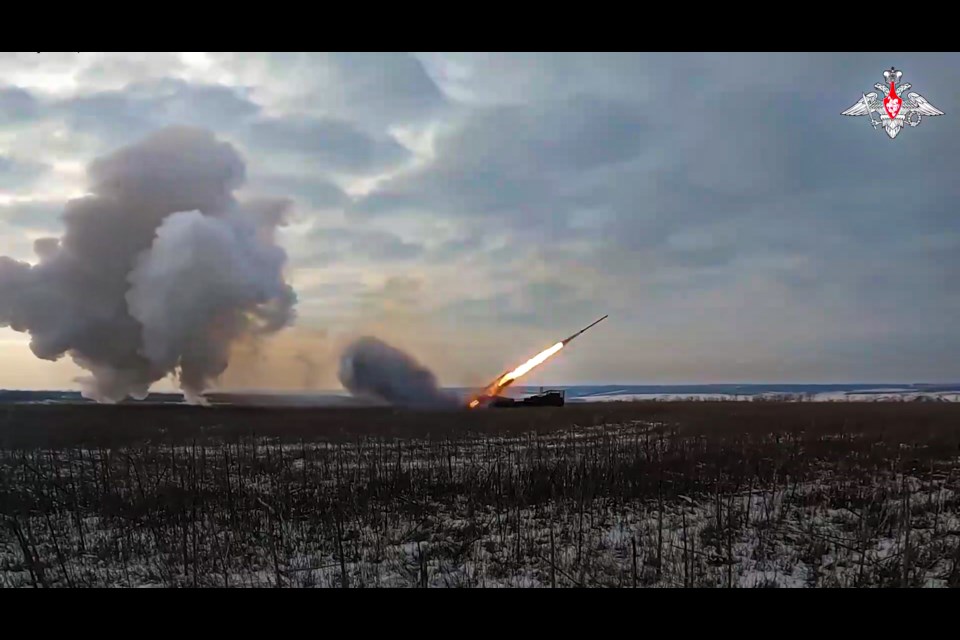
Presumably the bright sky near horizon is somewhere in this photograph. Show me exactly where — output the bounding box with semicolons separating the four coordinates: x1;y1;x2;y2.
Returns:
1;52;958;392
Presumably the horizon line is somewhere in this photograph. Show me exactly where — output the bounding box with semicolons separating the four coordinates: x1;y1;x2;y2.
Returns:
3;381;960;396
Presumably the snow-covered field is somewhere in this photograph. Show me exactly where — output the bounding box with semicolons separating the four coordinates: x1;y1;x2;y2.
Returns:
3;420;958;588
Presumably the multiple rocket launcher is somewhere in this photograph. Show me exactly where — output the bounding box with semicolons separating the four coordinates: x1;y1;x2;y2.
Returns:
467;315;608;408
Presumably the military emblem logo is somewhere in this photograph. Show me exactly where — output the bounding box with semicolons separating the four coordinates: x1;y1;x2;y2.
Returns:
842;67;943;139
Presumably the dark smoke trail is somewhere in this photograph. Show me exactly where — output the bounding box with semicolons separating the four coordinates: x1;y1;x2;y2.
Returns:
0;126;297;403
338;336;458;409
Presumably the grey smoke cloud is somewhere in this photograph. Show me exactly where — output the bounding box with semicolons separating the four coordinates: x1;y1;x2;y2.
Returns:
0;125;296;403
338;336;458;409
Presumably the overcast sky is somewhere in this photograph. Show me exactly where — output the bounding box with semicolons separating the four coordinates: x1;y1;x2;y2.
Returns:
1;52;958;390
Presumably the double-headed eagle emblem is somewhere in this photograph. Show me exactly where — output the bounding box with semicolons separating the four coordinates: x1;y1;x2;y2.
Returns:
842;67;943;139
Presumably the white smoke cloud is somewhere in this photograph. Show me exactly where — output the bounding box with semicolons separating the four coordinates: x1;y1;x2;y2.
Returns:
126;207;295;403
0;126;297;403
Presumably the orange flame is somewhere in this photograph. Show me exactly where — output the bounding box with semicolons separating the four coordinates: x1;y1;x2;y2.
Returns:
468;341;565;408
496;342;564;387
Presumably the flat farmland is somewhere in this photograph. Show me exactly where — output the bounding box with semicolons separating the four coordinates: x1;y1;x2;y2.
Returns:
2;401;959;587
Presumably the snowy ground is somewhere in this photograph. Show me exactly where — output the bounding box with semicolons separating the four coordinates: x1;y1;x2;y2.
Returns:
2;422;959;587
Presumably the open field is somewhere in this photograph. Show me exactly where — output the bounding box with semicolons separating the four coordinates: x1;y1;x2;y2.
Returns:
2;402;960;587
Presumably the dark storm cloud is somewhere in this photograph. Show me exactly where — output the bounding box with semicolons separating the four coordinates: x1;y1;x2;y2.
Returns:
246;116;410;174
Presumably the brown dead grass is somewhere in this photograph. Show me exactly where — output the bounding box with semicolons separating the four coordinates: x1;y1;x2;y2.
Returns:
1;400;958;450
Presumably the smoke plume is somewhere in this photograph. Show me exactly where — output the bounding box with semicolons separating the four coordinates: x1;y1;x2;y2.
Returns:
0;126;297;403
338;336;458;408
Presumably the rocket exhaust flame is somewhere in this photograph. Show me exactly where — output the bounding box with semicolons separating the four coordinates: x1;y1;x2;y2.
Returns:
468;315;607;408
496;342;564;387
